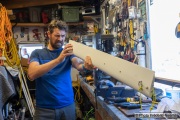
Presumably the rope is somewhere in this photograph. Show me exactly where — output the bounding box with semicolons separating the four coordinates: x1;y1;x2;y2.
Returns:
4;38;21;68
84;107;94;120
0;4;13;65
73;75;83;104
150;88;156;112
138;81;143;110
0;4;35;117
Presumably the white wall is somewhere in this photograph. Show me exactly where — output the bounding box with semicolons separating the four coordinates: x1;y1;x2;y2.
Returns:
149;0;180;81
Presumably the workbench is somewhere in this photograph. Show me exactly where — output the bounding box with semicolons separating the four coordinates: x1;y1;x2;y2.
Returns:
80;77;131;120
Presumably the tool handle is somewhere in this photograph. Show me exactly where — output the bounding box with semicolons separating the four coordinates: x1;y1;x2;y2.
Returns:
127;104;141;109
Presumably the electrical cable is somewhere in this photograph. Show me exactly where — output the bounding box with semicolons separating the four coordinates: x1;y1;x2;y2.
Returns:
0;4;13;65
150;88;156;112
4;38;21;68
73;75;83;104
138;81;143;110
0;5;35;117
84;107;94;120
73;85;83;105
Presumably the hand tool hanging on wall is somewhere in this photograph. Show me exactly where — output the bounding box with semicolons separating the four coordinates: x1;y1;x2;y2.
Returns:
114;11;120;32
128;0;137;49
143;21;148;40
101;6;106;34
121;1;129;21
94;24;98;34
119;1;129;47
123;43;136;62
105;1;110;34
118;30;127;52
117;31;124;51
129;20;135;48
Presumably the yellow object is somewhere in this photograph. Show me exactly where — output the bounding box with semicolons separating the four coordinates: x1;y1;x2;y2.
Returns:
0;5;35;115
150;88;156;111
94;24;98;33
4;38;21;68
128;0;131;7
127;97;131;102
138;81;143;110
129;20;135;48
73;77;83;104
105;29;110;34
178;24;180;32
0;5;13;65
0;5;13;50
86;75;94;81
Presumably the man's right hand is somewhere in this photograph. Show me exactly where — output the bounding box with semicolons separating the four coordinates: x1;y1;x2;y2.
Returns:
57;43;73;63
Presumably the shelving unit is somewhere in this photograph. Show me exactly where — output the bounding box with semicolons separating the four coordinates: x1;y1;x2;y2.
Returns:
1;0;81;9
4;0;101;27
11;23;48;27
11;15;100;27
11;22;84;27
83;15;101;23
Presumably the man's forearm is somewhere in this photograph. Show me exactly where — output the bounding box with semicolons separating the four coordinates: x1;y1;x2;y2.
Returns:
28;58;63;81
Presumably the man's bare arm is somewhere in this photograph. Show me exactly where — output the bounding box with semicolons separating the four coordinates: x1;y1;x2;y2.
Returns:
28;58;63;81
71;56;94;72
28;44;73;81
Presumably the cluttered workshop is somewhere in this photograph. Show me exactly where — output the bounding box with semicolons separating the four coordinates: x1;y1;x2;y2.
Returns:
0;0;180;120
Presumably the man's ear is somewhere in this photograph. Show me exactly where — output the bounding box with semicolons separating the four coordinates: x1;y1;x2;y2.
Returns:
47;31;51;38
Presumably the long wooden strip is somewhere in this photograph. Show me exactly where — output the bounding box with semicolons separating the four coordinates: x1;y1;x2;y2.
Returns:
69;40;155;97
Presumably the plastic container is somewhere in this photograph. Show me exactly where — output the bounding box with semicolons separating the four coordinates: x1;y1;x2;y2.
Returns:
166;84;180;103
29;7;41;22
62;6;79;22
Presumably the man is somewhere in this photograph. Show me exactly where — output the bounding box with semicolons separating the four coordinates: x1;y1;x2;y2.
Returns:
28;20;94;120
21;48;29;59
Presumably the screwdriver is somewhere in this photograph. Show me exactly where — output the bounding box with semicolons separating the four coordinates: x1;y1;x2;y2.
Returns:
115;102;141;109
106;97;137;103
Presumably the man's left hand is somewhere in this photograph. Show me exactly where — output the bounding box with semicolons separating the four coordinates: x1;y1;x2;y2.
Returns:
84;56;95;70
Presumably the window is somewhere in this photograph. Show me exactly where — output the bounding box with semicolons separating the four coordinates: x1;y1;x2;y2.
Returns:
18;43;45;58
149;0;180;82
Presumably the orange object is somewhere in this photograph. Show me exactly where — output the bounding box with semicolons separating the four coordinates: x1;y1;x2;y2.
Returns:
0;5;13;65
0;49;4;65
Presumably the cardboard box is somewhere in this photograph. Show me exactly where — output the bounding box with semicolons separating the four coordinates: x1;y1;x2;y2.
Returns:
21;57;29;67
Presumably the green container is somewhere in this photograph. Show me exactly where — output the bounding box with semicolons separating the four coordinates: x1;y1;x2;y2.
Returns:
62;6;79;22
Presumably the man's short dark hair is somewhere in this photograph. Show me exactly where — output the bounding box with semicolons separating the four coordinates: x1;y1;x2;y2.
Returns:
48;20;68;33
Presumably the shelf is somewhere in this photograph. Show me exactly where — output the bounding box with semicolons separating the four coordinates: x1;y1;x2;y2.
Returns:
83;15;101;23
17;41;45;44
11;15;101;27
67;22;84;26
11;22;84;27
12;23;48;27
1;0;81;9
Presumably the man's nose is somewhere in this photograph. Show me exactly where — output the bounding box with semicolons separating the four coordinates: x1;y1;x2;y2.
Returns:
57;36;63;41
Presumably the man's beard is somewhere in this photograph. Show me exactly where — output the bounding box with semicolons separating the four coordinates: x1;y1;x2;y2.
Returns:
50;40;64;49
